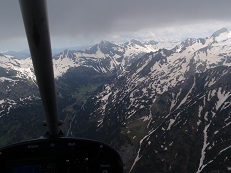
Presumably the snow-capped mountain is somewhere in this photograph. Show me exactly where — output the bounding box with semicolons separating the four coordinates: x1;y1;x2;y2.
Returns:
0;39;173;116
0;54;34;80
0;38;175;145
0;54;38;116
69;28;231;172
78;28;231;126
53;39;178;77
0;28;231;172
0;39;178;80
53;41;124;77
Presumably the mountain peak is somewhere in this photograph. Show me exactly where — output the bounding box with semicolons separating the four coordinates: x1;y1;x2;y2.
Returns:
98;40;120;50
99;40;116;46
130;39;143;45
146;40;158;45
211;27;229;37
99;40;109;44
124;39;144;47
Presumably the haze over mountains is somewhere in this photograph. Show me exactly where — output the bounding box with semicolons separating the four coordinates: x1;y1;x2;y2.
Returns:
0;28;231;173
1;45;91;59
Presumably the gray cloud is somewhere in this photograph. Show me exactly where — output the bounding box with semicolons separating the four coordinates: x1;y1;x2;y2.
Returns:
1;0;231;50
47;0;231;35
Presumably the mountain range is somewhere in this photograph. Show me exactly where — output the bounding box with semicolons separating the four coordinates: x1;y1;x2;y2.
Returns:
0;28;230;173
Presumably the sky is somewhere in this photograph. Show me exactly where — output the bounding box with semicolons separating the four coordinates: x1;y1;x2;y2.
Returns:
1;0;231;51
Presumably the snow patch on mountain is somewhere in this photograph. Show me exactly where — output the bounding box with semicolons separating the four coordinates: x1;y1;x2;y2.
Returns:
216;88;231;110
0;55;35;81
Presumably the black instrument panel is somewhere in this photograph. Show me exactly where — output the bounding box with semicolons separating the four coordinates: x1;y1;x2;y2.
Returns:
0;138;123;173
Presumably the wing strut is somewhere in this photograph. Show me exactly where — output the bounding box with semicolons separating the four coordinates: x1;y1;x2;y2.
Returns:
19;0;61;136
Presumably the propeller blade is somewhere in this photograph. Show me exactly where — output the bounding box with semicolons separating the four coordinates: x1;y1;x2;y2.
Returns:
19;0;60;136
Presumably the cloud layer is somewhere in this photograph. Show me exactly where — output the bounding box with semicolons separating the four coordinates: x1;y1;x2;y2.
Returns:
1;0;231;50
47;0;231;37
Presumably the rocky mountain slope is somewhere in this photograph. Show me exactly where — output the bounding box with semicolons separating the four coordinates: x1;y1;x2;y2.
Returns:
0;28;230;172
0;39;174;145
70;28;231;172
52;39;178;77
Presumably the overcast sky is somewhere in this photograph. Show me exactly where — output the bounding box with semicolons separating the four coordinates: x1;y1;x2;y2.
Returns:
1;0;231;51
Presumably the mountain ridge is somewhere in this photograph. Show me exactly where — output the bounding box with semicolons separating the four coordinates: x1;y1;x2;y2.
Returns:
0;28;230;173
68;28;231;172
